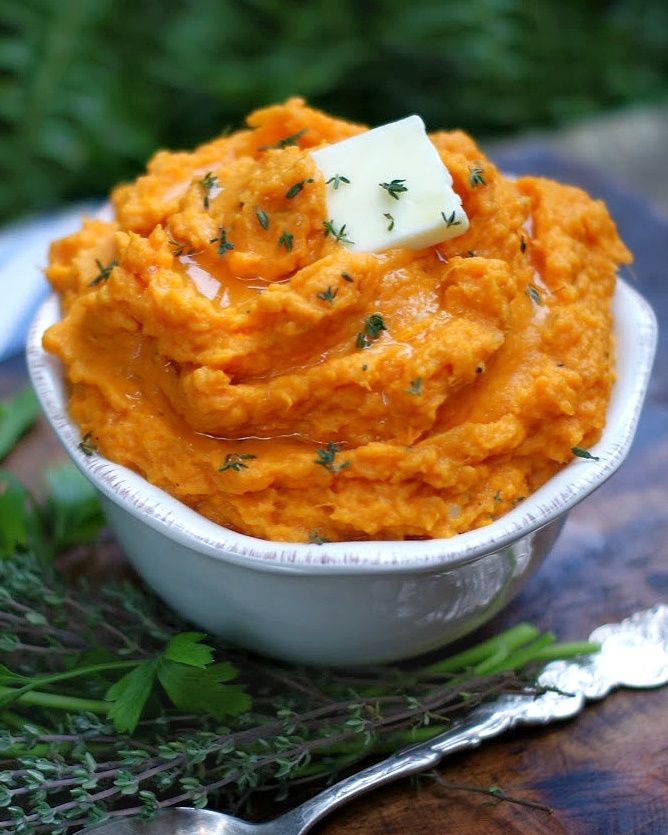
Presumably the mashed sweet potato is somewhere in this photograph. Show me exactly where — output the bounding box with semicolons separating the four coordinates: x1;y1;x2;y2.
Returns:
43;98;631;542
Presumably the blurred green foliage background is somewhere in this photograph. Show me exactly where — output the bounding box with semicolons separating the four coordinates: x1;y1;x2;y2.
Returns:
1;0;667;222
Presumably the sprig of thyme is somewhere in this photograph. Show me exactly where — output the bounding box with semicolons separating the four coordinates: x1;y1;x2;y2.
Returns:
356;313;387;349
469;165;486;187
316;286;338;303
384;212;395;231
78;432;97;457
277;231;294;252
379;179;408;200
314;441;350;473
441;210;461;228
209;227;234;255
259;128;307;150
89;258;117;287
323;220;354;245
219;453;256;472
326;174;350;190
200;172;218;210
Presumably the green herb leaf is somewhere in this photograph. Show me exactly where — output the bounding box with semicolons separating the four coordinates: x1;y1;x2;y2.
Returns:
441;210;461;227
277;230;294;251
42;463;104;552
285;178;313;199
379;179;408;200
469;166;486;187
571;446;600;461
162;632;215;669
383;212;395;231
157;660;250;720
405;377;422;396
314;441;350;473
316;286;338;303
323;220;354;244
255;207;269;230
527;284;542;305
200;172;218;210
308;529;330;545
105;660;158;734
326;174;350;190
259;128;307;150
89;258;117;286
209;226;234;255
356;313;387;349
168;237;196;257
219;452;256;473
341;271;354;282
0;386;39;462
78;432;97;456
520;236;527;253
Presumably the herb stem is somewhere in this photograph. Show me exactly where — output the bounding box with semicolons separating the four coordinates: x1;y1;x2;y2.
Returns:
421;624;539;674
0;685;109;714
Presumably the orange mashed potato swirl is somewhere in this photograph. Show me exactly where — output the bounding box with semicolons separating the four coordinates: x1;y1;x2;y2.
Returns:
43;98;631;542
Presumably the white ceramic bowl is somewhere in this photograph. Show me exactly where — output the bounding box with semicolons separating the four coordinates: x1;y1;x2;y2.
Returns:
27;280;657;665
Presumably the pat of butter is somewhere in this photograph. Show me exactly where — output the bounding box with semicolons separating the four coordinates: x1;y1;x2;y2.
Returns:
310;115;468;253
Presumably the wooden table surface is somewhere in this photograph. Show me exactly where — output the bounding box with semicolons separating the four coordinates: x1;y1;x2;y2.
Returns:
3;149;667;833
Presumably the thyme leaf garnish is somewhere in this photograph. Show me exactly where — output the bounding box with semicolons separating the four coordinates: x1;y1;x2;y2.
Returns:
278;230;294;251
527;285;542;305
326;174;350;190
341;271;354;282
405;377;422;396
219;452;257;472
168;238;195;257
469;165;486;187
259;128;307;150
89;258;117;286
286;178;314;199
323;220;354;245
200;172;218;210
356;313;387;349
571;447;600;461
78;432;97;456
255;207;269;230
317;286;338;303
520;236;527;253
384;212;395;231
379;178;408;200
308;529;331;545
441;210;461;227
209;226;235;255
314;441;351;473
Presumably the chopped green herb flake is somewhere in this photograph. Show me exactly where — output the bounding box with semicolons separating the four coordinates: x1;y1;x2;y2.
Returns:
469;166;486;187
200;172;218;210
571;447;600;462
308;529;330;545
259;128;307;150
314;441;350;473
210;227;234;255
78;432;97;457
341;271;354;282
379;178;408;200
383;212;395;231
441;210;461;228
317;286;338;303
255;207;269;230
89;258;117;286
527;284;542;305
219;452;257;472
356;313;387;349
277;231;294;251
285;178;314;199
326;174;350;190
406;377;422;395
323;220;354;245
168;238;195;257
494;490;502;503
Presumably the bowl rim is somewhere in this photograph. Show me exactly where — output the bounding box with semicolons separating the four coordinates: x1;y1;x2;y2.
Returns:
27;278;657;576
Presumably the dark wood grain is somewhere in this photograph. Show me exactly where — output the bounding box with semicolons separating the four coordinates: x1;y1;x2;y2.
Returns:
3;150;668;833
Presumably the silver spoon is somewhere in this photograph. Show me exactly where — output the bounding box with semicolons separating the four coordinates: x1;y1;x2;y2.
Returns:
82;604;668;835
